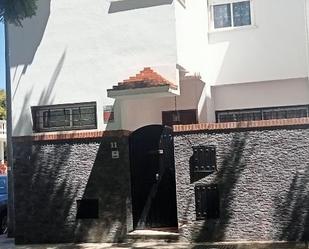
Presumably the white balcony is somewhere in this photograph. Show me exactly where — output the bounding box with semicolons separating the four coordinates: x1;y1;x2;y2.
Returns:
0;120;6;141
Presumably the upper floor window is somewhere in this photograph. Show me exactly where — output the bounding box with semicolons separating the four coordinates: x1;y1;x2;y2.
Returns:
32;102;97;132
210;0;252;30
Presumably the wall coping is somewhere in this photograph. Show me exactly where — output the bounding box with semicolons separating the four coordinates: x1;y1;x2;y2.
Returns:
12;130;131;142
12;118;309;141
173;117;309;133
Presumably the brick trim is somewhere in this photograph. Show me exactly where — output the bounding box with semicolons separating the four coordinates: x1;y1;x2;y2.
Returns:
12;130;131;142
173;117;309;133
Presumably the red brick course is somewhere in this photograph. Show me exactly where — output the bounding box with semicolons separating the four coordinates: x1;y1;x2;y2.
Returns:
12;130;131;142
173;117;309;133
12;118;309;142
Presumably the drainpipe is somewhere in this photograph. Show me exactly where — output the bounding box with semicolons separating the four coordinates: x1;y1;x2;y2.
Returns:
4;21;15;237
304;0;309;82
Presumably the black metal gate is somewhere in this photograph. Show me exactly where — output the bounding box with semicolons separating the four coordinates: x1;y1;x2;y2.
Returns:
129;125;178;229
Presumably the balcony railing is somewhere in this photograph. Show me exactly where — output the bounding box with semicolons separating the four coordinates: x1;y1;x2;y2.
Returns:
0;120;6;135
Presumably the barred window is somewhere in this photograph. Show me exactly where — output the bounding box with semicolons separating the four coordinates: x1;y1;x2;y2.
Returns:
32;102;97;132
216;105;309;123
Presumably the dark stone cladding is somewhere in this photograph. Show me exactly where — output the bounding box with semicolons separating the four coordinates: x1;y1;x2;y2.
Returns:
174;126;309;242
13;134;132;244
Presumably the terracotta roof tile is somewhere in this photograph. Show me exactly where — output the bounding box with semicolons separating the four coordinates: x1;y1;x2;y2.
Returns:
111;67;177;90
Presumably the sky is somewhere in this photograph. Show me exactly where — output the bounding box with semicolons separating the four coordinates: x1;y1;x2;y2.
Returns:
0;22;5;90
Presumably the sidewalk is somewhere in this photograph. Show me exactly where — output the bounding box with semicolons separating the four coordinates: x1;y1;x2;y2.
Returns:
1;236;308;249
15;242;309;249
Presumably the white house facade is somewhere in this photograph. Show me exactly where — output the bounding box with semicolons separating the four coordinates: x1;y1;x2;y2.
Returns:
8;0;309;135
8;0;309;244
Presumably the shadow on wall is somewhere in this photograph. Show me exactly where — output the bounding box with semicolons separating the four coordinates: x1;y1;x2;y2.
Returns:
74;136;131;243
275;166;309;241
194;132;250;242
14;134;131;244
108;0;173;13
13;49;66;136
14;141;75;243
9;0;50;67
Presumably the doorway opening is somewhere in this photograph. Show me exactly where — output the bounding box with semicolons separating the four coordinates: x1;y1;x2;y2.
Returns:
129;125;178;230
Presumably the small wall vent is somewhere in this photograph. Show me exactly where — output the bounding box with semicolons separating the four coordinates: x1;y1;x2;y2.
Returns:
76;199;99;219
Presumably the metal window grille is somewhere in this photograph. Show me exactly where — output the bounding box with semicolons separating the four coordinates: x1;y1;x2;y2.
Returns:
216;105;309;123
195;184;220;220
32;102;97;132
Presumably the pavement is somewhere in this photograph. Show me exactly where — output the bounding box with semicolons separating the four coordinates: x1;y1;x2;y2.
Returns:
1;235;308;249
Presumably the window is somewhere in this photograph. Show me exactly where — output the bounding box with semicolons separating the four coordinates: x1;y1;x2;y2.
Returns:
195;184;220;220
216;105;309;123
32;102;97;132
210;0;252;30
162;109;197;127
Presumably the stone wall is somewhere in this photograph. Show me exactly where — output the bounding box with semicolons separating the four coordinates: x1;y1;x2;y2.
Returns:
174;126;309;242
12;119;309;243
12;132;131;244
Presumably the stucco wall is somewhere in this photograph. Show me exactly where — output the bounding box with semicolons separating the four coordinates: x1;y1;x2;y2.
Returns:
174;127;309;241
121;77;205;131
206;0;308;85
9;0;309;132
9;0;178;136
202;0;309;122
212;78;309;112
13;135;131;244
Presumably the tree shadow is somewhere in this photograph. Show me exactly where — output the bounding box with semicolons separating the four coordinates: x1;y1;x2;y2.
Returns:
8;0;51;67
13;49;66;136
13;133;131;244
73;135;131;243
275;166;309;241
108;0;173;14
13;140;75;243
193;132;250;242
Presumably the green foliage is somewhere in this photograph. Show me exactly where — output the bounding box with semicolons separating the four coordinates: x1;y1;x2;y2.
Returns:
0;90;6;120
0;0;38;26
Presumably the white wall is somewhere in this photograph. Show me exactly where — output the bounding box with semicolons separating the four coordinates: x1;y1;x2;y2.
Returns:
202;0;309;122
206;0;308;85
9;0;178;136
213;78;309;111
174;0;210;123
121;78;205;131
10;0;309;133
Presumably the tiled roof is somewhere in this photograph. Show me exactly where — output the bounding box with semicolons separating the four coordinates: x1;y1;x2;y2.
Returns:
111;67;177;90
